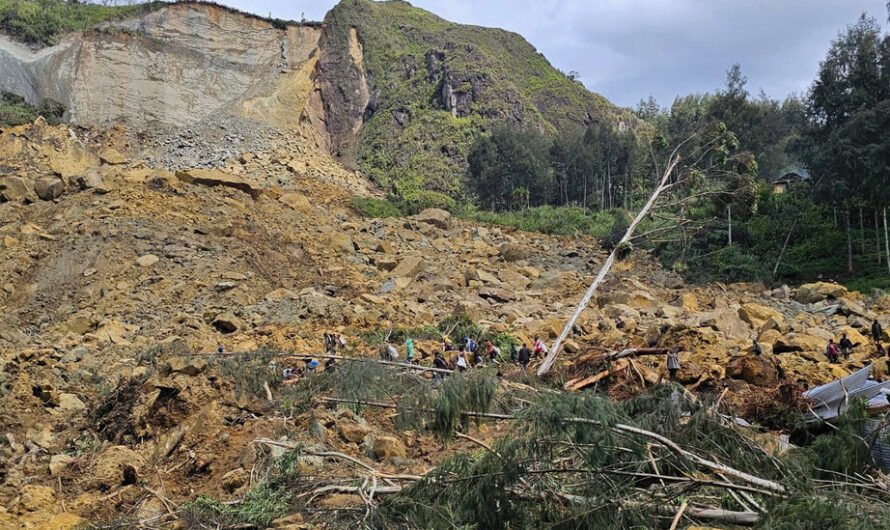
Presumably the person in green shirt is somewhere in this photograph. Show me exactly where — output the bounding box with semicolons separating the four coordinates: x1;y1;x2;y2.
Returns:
405;337;415;364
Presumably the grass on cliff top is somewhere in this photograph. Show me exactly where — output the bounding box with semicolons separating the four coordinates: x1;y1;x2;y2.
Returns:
0;0;319;47
0;0;165;46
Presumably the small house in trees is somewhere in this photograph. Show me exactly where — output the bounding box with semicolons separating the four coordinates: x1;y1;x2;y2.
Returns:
772;167;811;194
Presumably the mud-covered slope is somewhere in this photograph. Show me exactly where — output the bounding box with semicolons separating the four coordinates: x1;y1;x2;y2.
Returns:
316;0;637;204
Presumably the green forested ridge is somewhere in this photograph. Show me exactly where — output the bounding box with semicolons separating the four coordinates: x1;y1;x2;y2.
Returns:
322;0;635;211
434;10;890;290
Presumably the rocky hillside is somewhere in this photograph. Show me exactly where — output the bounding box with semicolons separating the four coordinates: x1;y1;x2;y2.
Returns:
319;0;636;204
2;117;890;527
0;0;635;206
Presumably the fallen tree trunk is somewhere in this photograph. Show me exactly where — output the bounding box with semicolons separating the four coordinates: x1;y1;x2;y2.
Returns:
317;397;786;495
539;153;682;376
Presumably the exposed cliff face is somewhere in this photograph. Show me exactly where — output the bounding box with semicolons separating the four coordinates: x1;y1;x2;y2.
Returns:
0;3;321;129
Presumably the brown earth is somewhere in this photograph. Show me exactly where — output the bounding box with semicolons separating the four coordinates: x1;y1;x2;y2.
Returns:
1;120;889;527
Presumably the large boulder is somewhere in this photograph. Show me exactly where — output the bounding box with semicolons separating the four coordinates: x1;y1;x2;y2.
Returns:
412;208;451;229
392;256;424;278
361;434;406;462
279;192;314;215
773;333;825;355
598;290;660;312
91;446;144;489
175;168;264;199
727;355;779;387
99;148;127;165
738;303;785;330
795;282;847;304
699;309;751;340
499;243;526;262
0;176;33;202
34;177;65;201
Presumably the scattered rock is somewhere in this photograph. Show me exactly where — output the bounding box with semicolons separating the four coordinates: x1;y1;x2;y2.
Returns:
136;254;160;268
738;303;784;330
34;177;66;200
361;434;406;461
499;243;526;262
339;421;371;443
57;393;86;413
99;148;128;165
0;176;33;202
391;256;424;278
727;355;778;387
49;454;76;476
279;192;314;215
91;446;144;489
795;282;847;304
175;168;265;199
412;208;451;229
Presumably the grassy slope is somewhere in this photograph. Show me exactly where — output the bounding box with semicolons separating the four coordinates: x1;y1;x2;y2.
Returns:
325;0;633;207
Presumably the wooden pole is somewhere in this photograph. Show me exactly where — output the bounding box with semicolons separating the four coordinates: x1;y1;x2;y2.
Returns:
846;208;853;273
538;153;681;376
884;207;890;275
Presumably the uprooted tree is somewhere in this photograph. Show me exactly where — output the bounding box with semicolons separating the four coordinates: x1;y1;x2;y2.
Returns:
539;124;756;376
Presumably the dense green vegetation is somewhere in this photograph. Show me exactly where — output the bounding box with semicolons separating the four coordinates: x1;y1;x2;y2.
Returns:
0;90;64;127
322;0;634;211
0;0;164;46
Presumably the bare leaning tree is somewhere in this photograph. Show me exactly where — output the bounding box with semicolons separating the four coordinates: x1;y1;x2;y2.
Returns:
539;127;749;376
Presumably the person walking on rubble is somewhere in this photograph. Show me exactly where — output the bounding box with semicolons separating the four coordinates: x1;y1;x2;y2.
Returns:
666;349;680;381
752;339;762;356
533;336;548;359
486;340;501;363
876;342;886;358
456;349;469;372
405;336;415;364
826;339;840;364
839;333;854;360
433;352;449;379
873;320;884;343
518;343;532;370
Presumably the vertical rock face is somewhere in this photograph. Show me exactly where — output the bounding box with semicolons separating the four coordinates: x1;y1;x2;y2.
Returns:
0;3;323;129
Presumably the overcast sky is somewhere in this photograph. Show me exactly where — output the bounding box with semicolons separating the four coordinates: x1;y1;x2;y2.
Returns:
223;0;888;109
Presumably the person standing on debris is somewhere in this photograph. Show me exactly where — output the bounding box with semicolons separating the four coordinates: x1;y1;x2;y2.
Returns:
442;335;454;352
486;340;501;363
465;336;477;355
324;359;337;373
666;349;680;381
509;342;518;363
337;333;347;352
872;320;884;343
433;352;449;379
405;337;415;364
472;346;485;367
752;339;762;356
533;336;548;359
456;349;469;372
826;339;840;363
324;332;336;354
839;333;854;360
381;341;399;361
518;343;532;370
876;342;887;358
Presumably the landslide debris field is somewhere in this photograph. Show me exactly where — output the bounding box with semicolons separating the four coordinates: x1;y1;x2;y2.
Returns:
2;118;890;529
0;2;889;530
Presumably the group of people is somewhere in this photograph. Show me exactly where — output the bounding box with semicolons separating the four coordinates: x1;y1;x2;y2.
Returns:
323;331;347;354
824;320;886;364
380;334;552;375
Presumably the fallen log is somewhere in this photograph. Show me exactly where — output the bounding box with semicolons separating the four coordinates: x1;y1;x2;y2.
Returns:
539;153;682;376
317;397;787;495
564;359;630;391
